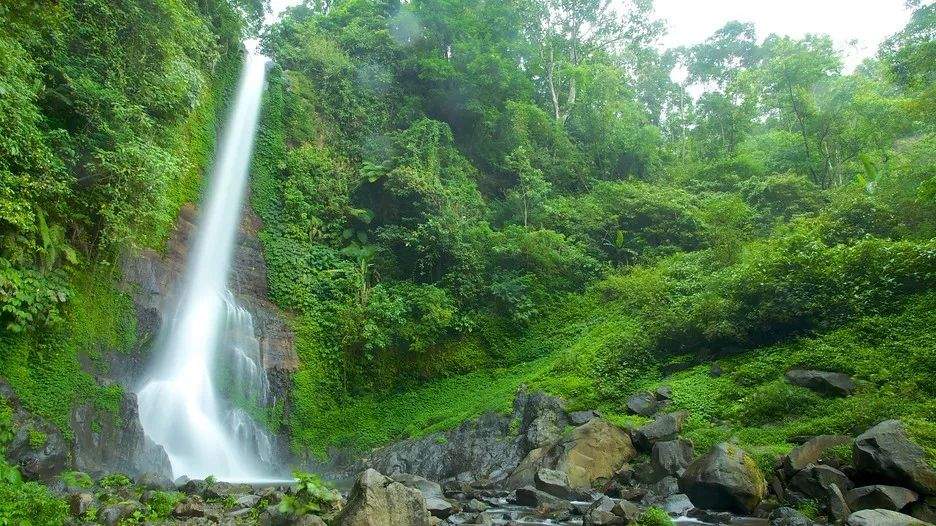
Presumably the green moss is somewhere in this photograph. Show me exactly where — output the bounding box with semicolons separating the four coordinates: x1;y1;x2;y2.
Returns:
0;267;130;437
905;417;936;469
0;399;12;448
290;355;555;459
797;499;821;520
27;428;46;449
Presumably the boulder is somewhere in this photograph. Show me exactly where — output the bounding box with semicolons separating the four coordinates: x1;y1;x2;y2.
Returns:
626;392;660;417
678;442;767;514
98;501;142;526
259;504;294;526
642;476;680;505
651;438;694;477
611;499;639;522
909;501;936;524
583;496;624;526
392;473;443;498
829;483;851;524
505;447;549;488
136;472;174;491
783;435;852;475
69;493;95;517
788;464;853;499
846;485;919;512
336;469;431;526
173;496;207;518
180;478;208;496
527;411;563;450
519;391;568;450
554;419;635;490
769;506;812;526
663;493;695;515
425;497;454;519
854;420;936;495
365;391;564;483
569;410;598;426
785;369;855;397
514;486;572;511
846;508;934;526
535;468;575;500
234;494;262;509
656;386;673;400
634;411;688;452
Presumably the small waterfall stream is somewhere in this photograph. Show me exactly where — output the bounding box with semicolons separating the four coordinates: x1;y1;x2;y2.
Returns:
137;52;279;481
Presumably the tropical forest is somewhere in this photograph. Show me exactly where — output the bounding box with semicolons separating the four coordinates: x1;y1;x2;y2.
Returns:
1;0;935;524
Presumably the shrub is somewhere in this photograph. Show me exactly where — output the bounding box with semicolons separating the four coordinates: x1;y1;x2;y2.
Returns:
0;460;68;525
98;472;132;489
742;173;823;222
637;507;675;526
61;471;93;490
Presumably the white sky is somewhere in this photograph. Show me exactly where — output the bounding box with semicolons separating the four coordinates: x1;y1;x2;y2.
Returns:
268;0;917;70
654;0;916;71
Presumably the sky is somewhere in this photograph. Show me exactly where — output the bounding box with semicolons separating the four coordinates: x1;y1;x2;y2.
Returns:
654;0;916;72
267;0;917;71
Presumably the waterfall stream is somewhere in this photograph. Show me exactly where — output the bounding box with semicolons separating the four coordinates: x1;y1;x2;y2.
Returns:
137;52;279;481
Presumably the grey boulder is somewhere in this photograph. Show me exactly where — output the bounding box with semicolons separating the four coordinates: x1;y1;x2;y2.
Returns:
783;435;852;475
788;464;853;499
626;392;660;417
633;411;688;452
336;469;431;526
846;485;919;512
854;420;936;495
785;369;855;397
846;509;933;526
534;468;575;500
651;438;694;477
678;442;767;514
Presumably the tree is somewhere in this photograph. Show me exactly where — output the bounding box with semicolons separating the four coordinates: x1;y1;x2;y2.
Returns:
526;0;662;124
758;34;842;187
505;147;551;227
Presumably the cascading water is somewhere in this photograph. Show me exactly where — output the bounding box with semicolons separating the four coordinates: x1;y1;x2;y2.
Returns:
137;52;278;481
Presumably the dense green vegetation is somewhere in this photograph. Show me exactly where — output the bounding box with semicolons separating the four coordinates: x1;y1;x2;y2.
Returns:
251;0;936;462
0;0;257;434
1;0;935;517
0;1;260;514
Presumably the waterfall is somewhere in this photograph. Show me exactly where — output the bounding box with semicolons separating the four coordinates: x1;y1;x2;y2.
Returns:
137;52;278;482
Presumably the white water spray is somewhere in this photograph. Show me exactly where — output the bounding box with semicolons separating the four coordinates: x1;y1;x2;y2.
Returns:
138;53;277;481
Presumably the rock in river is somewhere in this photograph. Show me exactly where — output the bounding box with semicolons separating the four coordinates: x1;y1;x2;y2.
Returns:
679;442;767;514
337;468;431;526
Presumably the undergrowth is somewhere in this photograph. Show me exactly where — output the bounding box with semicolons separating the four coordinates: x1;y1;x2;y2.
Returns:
290;290;936;473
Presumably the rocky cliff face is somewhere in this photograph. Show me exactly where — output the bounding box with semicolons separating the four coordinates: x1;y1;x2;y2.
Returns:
1;378;171;484
4;201;296;483
116;203;297;386
111;201;297;471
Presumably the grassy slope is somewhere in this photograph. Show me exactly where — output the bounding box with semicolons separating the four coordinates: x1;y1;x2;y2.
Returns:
292;290;936;473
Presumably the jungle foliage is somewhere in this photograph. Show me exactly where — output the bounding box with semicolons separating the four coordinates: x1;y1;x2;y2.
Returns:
0;0;259;475
251;1;936;457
